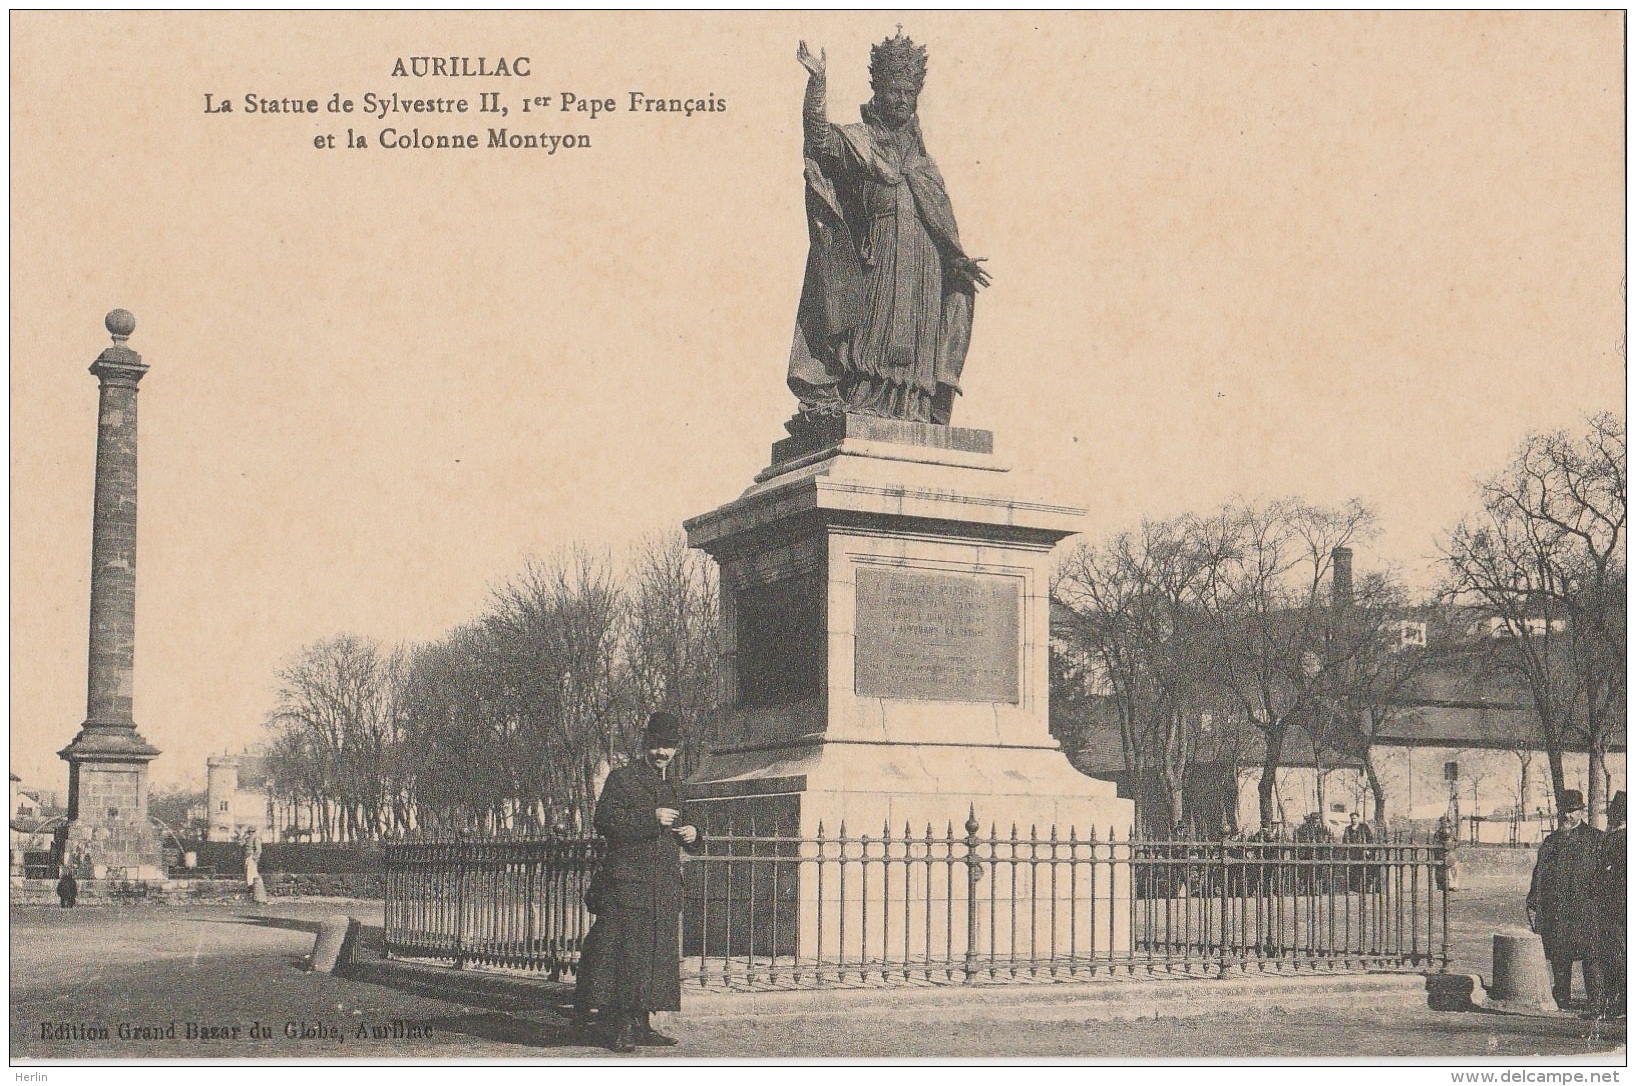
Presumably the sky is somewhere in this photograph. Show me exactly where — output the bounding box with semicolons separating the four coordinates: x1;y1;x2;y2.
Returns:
9;11;1625;793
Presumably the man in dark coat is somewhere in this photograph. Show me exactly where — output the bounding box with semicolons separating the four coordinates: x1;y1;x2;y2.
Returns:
55;867;77;908
1593;791;1626;1018
1528;789;1605;1009
1342;812;1376;893
575;712;703;1053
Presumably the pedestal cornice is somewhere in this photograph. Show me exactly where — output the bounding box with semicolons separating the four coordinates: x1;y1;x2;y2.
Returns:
59;725;161;764
685;423;1086;556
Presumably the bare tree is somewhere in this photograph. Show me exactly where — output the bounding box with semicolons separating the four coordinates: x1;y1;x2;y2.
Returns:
481;547;627;829
1441;413;1626;825
1213;498;1378;829
1055;511;1239;833
397;624;524;831
1312;583;1436;830
621;532;721;779
265;634;404;841
265;534;726;834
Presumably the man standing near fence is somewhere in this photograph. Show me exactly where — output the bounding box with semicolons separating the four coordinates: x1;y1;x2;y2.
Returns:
1527;789;1604;1011
1592;791;1625;1019
1342;811;1376;893
575;712;703;1053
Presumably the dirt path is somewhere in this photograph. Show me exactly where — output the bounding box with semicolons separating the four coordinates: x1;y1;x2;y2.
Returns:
10;892;1622;1060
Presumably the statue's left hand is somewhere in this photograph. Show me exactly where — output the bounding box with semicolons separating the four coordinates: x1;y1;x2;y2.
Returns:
954;256;992;290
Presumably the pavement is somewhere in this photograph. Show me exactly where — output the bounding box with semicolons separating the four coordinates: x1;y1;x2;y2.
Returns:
9;891;1626;1061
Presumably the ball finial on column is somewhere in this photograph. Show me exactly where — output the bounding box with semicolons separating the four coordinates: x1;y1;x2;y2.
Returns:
105;309;136;343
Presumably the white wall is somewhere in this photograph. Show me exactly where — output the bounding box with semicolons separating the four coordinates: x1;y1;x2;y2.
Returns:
1234;766;1368;835
1232;748;1626;839
1372;745;1626;824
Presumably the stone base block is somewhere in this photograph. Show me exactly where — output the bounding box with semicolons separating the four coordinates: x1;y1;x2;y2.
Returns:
1483;930;1561;1014
10;876;250;907
58;817;165;880
684;741;1134;964
688;740;1129;839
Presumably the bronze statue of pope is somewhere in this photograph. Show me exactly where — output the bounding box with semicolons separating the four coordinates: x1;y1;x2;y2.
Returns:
787;32;991;426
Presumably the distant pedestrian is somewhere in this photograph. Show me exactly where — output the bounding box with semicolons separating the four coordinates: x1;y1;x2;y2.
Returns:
1343;812;1376;892
56;868;77;908
1246;819;1278;894
241;828;261;888
1434;815;1462;892
1593;791;1626;1019
1294;813;1333;893
1294;812;1332;842
1528;789;1604;1010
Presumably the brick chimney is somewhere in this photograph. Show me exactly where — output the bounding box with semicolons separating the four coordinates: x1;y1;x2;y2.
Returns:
1332;547;1354;607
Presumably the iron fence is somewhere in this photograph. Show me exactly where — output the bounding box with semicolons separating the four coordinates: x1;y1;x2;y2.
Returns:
382;813;1449;989
384;835;602;975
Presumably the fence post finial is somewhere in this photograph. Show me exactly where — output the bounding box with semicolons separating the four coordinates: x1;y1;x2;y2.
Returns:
962;803;982;985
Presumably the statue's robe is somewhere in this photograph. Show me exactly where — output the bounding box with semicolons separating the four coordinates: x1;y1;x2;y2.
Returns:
789;88;975;424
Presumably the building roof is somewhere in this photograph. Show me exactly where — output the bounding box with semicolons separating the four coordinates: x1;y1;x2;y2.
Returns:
1072;715;1362;775
236;755;270;790
1378;703;1626;753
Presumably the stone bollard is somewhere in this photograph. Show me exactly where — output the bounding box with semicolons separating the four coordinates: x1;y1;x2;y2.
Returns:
1484;930;1558;1014
309;916;360;975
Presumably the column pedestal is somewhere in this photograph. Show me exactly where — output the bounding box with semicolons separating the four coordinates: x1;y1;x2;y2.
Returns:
59;727;164;880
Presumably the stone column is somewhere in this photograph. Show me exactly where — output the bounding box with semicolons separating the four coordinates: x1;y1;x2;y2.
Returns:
57;309;163;880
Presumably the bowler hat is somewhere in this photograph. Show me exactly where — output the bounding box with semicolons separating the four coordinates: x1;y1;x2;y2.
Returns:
643;711;682;747
1560;789;1586;814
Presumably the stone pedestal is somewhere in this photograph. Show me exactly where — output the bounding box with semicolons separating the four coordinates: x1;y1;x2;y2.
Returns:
683;413;1132;961
58;729;164;880
683;414;1132;960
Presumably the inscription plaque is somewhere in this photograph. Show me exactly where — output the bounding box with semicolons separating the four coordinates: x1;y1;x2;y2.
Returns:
854;568;1019;703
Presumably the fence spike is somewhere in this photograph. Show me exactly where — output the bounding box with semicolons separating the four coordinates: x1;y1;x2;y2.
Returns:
965;805;980;836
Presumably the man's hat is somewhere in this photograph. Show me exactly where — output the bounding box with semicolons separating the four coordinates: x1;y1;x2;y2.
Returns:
1609;790;1626;825
1560;789;1586;814
643;712;682;747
